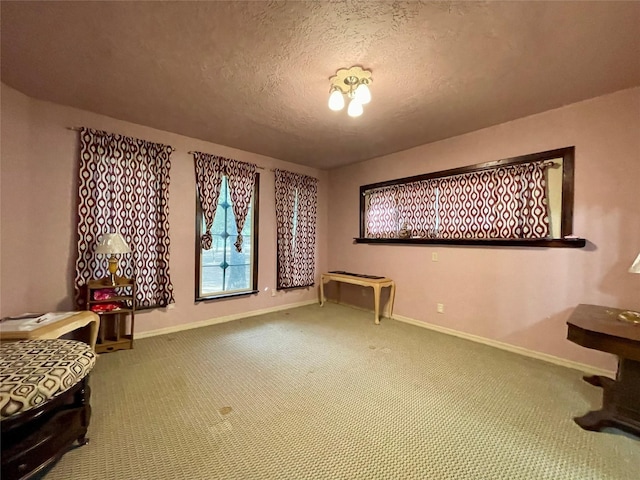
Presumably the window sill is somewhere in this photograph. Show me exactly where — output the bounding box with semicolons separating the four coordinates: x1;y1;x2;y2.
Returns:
196;290;259;303
353;237;586;248
276;283;315;291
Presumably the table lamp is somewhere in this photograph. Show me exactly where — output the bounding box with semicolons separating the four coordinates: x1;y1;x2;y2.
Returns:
618;251;640;323
95;232;131;285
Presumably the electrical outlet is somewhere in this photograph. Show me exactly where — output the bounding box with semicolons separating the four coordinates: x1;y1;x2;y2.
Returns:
271;289;277;297
437;303;444;314
432;252;438;262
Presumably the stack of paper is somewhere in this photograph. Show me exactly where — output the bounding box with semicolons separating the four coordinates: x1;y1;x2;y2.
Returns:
0;312;77;332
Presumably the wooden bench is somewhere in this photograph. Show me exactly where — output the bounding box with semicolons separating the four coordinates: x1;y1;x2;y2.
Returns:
319;271;396;324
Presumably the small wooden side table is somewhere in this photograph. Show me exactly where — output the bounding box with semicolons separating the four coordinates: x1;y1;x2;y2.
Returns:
86;276;136;353
566;304;640;436
0;311;100;351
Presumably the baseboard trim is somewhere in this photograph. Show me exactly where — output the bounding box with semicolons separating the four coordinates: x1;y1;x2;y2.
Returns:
137;298;614;377
136;300;318;339
392;313;615;377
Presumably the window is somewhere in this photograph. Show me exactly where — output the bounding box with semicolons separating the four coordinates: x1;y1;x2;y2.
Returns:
358;147;583;248
196;175;259;300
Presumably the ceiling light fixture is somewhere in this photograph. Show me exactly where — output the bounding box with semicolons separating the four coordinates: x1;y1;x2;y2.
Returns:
328;66;372;118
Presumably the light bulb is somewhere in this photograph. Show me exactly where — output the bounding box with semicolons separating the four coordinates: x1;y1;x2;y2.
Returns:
347;99;363;117
354;82;371;104
328;89;345;111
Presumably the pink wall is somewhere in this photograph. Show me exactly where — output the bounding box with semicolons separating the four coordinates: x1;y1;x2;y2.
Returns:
327;87;640;371
0;83;329;332
2;83;638;371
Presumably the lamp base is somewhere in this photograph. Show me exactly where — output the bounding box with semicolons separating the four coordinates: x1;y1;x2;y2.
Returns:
618;310;640;324
106;255;119;286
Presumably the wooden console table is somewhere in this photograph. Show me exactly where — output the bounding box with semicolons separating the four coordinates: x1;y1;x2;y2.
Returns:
0;311;99;351
319;271;396;325
566;304;640;436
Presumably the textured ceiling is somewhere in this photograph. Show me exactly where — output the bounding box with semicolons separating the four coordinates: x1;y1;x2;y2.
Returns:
2;1;639;169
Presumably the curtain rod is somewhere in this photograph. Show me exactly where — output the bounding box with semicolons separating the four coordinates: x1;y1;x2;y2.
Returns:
187;151;269;170
363;159;560;195
68;127;283;172
67;126;176;152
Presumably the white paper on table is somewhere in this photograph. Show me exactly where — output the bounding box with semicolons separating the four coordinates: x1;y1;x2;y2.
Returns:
0;312;78;332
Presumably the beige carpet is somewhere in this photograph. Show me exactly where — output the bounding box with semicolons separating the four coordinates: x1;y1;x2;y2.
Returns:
40;303;638;479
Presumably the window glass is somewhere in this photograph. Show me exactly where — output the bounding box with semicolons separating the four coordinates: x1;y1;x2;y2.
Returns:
197;176;257;299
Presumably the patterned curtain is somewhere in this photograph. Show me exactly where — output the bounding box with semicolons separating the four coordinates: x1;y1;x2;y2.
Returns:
75;127;174;308
193;152;224;250
227;160;257;252
365;186;398;238
437;163;550;239
366;180;439;238
397;179;439;237
192;152;256;252
275;169;318;289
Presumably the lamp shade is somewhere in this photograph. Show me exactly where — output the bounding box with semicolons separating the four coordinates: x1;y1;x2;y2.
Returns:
328;89;345;111
95;233;131;255
347;99;363;117
630;252;640;274
354;83;371;104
